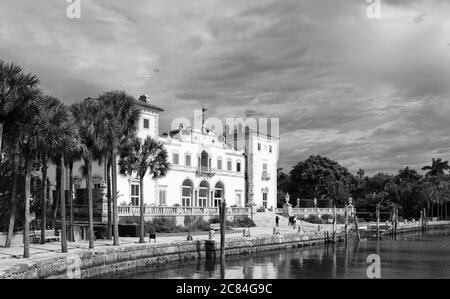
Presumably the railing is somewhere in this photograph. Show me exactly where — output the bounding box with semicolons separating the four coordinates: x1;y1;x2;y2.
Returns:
275;207;355;216
196;166;215;177
118;206;250;217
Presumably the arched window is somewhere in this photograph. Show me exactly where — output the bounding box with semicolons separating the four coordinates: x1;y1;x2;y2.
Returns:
214;182;224;207
199;181;209;207
182;179;193;207
200;151;209;170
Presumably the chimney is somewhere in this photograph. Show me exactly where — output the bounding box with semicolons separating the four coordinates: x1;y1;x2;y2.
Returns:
139;94;150;103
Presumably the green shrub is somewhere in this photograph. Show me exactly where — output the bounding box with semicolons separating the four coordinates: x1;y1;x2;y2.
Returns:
321;214;333;222
208;217;221;224
306;214;321;224
146;217;182;233
232;217;256;227
256;206;266;212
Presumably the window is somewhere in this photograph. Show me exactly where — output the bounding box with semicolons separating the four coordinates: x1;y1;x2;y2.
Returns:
185;154;191;166
173;152;179;165
214;182;224;207
258;143;261;151
236;161;241;172
143;118;150;129
158;187;167;206
182;180;193;207
263;192;268;209
199;181;209;207
227;160;232;171
131;184;140;206
217;158;222;170
263;163;268;173
235;192;242;207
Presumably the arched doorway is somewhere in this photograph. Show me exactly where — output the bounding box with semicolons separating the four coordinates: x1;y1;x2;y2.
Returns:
200;150;210;171
181;179;193;207
214;182;224;207
199;181;209;207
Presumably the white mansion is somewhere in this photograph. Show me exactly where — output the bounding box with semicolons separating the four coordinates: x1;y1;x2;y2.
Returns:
73;95;279;216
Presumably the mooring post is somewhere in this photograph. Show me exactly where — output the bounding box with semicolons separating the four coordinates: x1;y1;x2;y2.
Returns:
344;205;348;243
394;208;398;237
333;205;337;243
354;216;361;241
220;199;226;262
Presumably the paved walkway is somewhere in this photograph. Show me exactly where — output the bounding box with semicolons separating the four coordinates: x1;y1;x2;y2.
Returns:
0;222;336;263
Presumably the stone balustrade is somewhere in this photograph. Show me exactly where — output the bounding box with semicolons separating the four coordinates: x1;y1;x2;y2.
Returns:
117;205;250;217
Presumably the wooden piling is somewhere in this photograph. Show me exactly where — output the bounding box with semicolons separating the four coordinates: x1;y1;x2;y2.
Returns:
219;199;226;262
332;205;337;243
376;205;380;239
344;205;348;243
354;216;361;241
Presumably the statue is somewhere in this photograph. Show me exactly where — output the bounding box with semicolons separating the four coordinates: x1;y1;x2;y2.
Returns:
285;193;290;204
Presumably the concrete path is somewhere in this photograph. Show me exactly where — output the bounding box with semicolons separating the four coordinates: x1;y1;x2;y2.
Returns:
0;223;337;264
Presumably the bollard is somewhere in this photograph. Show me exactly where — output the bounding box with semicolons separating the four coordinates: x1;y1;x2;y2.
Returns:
273;227;278;235
209;229;215;240
298;226;302;233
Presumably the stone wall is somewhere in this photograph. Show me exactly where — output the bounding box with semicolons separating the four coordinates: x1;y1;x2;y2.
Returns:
0;232;343;279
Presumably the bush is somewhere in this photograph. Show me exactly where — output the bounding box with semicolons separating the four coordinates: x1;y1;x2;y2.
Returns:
146;217;182;233
208;217;221;224
232;217;256;227
256;206;266;212
306;214;321;224
321;214;333;222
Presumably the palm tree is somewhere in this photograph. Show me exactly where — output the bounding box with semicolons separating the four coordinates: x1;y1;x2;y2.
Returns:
71;98;105;249
0;60;40;154
36;96;78;246
118;136;169;243
97;91;140;246
422;158;450;178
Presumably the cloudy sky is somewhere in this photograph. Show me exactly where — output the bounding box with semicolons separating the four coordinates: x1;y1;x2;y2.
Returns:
1;0;449;175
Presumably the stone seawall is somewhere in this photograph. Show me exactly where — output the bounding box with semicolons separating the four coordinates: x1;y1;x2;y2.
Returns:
0;231;343;279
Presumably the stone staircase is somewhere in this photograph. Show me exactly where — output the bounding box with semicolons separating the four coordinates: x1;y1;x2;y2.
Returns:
252;211;289;228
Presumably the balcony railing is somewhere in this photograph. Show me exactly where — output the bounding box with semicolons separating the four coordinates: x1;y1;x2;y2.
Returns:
118;206;250;217
196;166;215;177
275;207;355;216
261;171;271;181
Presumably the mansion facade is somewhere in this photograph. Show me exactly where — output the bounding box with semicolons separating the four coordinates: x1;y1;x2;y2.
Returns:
73;95;279;212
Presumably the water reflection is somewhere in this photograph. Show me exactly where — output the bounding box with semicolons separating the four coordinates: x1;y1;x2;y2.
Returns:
98;229;450;279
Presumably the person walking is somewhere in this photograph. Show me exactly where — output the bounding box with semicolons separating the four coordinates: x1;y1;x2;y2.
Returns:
275;215;280;227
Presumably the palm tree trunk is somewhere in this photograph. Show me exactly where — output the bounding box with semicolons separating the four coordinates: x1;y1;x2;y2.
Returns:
69;162;74;242
139;177;145;243
86;155;94;249
60;157;68;253
52;162;62;228
106;157;112;240
0;121;3;154
23;156;32;258
5;142;20;248
111;149;119;246
40;154;48;244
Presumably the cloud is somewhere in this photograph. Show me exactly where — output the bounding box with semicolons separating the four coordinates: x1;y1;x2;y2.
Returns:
0;0;449;175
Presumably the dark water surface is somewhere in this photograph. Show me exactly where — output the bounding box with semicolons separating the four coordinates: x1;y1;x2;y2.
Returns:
99;229;450;279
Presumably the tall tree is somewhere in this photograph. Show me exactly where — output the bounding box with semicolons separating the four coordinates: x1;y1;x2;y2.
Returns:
1;62;41;248
71;98;105;249
422;158;450;178
36;96;78;246
118;136;169;243
0;60;39;154
97;91;140;246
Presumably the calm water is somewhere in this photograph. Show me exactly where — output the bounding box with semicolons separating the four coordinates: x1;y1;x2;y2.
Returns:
99;229;450;279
